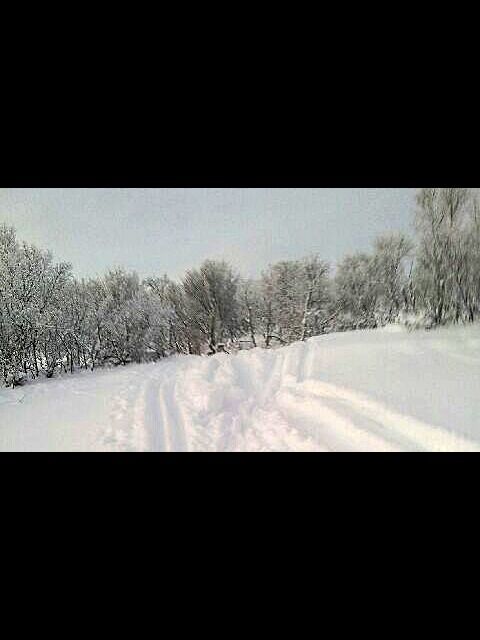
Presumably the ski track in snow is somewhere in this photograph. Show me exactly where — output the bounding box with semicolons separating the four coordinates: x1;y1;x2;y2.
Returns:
143;377;167;452
2;326;480;451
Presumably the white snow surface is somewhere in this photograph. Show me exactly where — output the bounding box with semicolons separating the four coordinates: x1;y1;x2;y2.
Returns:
1;325;480;452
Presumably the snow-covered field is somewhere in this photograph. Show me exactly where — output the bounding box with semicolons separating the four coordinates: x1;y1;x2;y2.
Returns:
1;325;480;452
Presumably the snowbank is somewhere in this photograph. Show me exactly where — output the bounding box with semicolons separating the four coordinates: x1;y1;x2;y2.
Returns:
1;325;480;451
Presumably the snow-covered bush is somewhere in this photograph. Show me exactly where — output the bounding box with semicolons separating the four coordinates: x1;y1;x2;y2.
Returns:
398;310;434;331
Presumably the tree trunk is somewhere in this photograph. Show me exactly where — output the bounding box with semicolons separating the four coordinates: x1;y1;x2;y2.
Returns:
208;315;217;354
247;304;257;347
32;338;39;377
301;290;313;341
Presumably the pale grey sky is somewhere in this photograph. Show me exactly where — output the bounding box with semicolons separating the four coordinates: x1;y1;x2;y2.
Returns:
0;188;417;279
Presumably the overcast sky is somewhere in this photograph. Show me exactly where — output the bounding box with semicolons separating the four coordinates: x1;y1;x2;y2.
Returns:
0;188;417;279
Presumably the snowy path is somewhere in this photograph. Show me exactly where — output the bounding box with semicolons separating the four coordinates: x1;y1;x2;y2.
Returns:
1;325;480;451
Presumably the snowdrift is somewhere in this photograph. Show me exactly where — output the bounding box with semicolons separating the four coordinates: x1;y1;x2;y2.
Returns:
1;325;480;451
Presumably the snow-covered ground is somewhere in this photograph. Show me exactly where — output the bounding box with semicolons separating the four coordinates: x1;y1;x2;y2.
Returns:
1;325;480;452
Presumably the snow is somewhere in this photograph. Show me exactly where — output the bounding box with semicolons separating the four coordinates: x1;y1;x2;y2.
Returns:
1;325;480;451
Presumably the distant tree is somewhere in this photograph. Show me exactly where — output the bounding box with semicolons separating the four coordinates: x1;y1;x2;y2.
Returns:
258;256;330;345
299;255;330;341
182;260;241;353
238;279;260;347
99;269;147;365
414;188;473;324
259;260;302;345
335;252;379;329
371;233;413;323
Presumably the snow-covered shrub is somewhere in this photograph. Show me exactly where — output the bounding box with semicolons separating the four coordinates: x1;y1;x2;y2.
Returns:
398;310;434;331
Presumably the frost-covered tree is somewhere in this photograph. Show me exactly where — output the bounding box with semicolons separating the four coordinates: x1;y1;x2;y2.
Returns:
462;199;480;320
299;256;330;340
335;252;379;330
414;188;474;325
259;260;302;345
145;275;204;355
371;233;413;324
182;260;241;353
446;194;480;323
238;279;260;347
0;224;21;385
100;269;148;365
258;256;330;345
0;224;72;384
60;279;93;372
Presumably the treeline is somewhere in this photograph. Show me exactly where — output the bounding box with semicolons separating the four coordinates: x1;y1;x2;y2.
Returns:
1;187;480;387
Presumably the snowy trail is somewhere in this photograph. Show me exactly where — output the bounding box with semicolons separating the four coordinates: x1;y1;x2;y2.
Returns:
2;325;480;451
119;362;190;452
143;378;167;451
